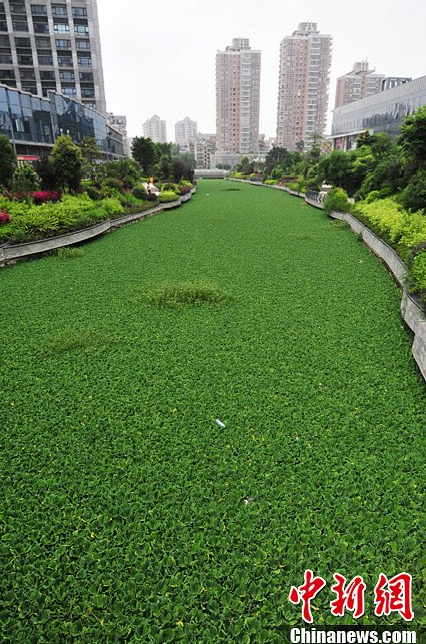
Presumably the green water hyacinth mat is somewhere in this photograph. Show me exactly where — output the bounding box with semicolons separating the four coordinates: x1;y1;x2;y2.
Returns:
1;180;426;641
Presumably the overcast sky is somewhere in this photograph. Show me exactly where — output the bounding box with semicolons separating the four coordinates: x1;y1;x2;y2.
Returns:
97;0;426;140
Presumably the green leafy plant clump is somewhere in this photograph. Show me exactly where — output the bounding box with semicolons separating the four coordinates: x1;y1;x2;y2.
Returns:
1;180;426;640
324;187;352;215
145;280;230;307
158;190;180;203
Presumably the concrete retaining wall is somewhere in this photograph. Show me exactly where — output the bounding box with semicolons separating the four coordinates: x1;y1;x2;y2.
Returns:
1;219;111;260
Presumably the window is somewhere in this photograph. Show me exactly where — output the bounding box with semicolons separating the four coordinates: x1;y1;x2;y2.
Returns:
33;22;49;33
22;84;37;94
74;25;89;35
17;54;33;65
75;39;90;49
55;39;71;48
77;55;91;67
72;7;87;16
0;70;15;79
35;37;50;47
38;54;53;64
15;37;30;46
57;56;72;67
0;53;12;63
81;88;94;97
12;20;29;31
31;4;47;14
79;72;92;81
52;6;68;15
40;70;55;80
54;23;70;33
62;87;76;96
10;2;26;14
59;70;74;80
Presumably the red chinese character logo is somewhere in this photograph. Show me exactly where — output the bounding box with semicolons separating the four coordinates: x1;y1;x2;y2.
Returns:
374;572;414;621
289;569;326;623
330;573;366;618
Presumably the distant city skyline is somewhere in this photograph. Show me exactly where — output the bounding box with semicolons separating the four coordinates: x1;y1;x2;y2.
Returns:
97;0;426;140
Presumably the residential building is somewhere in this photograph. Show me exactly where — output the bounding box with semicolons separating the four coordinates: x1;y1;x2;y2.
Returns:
276;22;332;151
107;112;130;156
331;75;426;150
215;37;261;163
143;114;167;143
195;132;216;169
0;0;106;113
335;61;385;108
0;82;123;159
175;116;197;153
381;77;411;92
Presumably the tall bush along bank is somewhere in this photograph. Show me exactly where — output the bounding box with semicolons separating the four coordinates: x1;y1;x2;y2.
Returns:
323;188;352;215
353;198;426;295
322;186;426;297
0;193;124;244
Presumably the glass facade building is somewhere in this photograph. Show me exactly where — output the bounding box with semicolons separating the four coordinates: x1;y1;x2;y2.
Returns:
0;82;123;158
331;75;426;150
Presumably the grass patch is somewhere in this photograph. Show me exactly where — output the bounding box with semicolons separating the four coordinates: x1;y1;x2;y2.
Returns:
145;280;230;307
42;328;119;355
326;220;350;230
56;246;84;259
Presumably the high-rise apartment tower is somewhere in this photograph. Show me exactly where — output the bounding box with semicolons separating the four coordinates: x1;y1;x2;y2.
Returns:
143;114;167;143
335;61;385;108
216;37;261;156
175;116;197;153
0;0;106;112
276;22;332;151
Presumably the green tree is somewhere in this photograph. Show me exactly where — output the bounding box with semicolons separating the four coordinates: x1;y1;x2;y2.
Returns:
170;158;194;183
399;106;426;170
400;170;426;213
156;142;173;159
0;133;16;189
33;154;57;190
101;157;140;189
132;136;157;175
156;154;171;180
361;145;404;196
11;162;39;194
79;136;101;181
317;150;353;193
265;147;288;169
357;132;392;161
51;135;83;192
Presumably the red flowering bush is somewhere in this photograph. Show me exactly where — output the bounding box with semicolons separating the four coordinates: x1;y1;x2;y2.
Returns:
30;190;60;205
0;208;10;225
179;185;192;195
